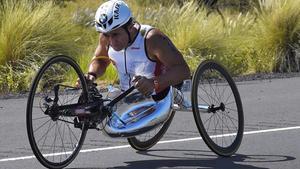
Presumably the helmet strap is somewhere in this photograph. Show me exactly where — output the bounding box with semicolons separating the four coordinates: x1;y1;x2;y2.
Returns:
123;27;132;45
121;18;133;46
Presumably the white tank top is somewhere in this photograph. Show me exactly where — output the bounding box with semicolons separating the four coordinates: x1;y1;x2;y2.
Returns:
108;25;164;90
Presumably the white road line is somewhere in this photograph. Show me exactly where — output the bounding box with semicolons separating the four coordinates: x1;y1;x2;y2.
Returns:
0;126;299;162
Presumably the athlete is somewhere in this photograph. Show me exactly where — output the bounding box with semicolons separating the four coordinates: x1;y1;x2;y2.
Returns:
81;0;190;96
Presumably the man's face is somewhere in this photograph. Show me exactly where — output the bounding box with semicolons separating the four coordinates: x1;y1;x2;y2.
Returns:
103;27;128;51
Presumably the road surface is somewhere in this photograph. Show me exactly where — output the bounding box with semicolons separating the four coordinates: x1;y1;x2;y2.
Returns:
0;76;299;169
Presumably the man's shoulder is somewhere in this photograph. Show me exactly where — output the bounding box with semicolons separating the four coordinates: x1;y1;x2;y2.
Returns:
145;28;170;49
145;28;164;43
139;24;154;37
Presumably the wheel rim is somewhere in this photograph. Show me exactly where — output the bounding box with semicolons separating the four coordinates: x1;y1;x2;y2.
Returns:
27;57;87;167
128;110;175;150
131;123;165;143
194;62;243;154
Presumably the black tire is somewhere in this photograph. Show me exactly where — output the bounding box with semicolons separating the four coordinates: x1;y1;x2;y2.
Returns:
191;60;244;156
127;110;175;151
26;55;89;169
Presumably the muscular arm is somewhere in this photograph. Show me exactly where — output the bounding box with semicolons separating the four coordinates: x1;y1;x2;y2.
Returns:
146;29;191;91
88;34;110;78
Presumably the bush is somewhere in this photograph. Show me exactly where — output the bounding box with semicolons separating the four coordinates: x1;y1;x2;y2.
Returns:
0;0;87;93
253;0;300;72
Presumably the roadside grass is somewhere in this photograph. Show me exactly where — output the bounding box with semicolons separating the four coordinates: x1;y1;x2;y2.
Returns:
0;0;300;94
0;0;91;93
252;0;300;72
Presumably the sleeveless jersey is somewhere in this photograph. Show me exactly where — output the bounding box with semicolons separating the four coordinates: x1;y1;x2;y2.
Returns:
108;25;164;90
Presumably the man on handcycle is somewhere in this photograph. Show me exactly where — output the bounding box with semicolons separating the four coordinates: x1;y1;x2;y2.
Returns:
80;0;190;99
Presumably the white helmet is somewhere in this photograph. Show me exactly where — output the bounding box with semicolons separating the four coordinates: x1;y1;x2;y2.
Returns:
95;0;132;33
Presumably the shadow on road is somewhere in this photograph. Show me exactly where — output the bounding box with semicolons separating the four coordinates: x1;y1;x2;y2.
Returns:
68;149;296;169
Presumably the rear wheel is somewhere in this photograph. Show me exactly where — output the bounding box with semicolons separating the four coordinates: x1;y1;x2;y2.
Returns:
192;60;244;156
127;110;175;151
26;55;89;169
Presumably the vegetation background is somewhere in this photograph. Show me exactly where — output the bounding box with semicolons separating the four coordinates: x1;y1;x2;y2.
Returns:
0;0;299;94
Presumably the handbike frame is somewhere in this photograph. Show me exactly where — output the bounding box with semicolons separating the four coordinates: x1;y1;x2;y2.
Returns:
49;84;211;138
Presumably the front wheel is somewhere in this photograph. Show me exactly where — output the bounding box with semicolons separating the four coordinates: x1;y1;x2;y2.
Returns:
191;60;244;156
26;55;89;169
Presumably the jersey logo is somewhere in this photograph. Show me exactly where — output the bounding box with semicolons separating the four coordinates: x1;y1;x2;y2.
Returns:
131;47;140;50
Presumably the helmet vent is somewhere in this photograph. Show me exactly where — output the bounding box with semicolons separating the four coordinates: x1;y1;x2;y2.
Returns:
108;17;113;26
96;22;102;28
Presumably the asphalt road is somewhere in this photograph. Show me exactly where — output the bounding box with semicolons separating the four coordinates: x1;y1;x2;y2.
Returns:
0;76;300;169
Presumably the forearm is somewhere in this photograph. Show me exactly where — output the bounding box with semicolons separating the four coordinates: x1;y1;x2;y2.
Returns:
88;59;109;78
156;64;190;91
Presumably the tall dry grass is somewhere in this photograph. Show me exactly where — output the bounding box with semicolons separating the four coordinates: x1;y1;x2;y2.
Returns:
0;0;89;93
0;0;300;94
252;0;300;72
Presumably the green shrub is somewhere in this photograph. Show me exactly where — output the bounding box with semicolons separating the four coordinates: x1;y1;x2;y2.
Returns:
253;0;300;72
0;0;88;93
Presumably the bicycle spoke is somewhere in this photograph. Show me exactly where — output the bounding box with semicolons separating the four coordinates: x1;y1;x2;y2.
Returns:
219;84;229;103
33;116;49;121
57;120;68;161
197;95;211;106
51;122;58;162
225;107;238;113
214;114;220;144
215;80;222;104
225;100;236;106
198;83;213;104
39;121;55;153
33;119;52;133
65;121;79;150
206;71;221;105
224;92;233;106
220;111;239;132
220;110;239;122
37;121;55;144
202;113;215;126
205;114;214;135
215;112;235;145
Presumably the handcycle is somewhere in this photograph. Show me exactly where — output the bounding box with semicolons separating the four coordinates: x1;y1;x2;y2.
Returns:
26;55;244;169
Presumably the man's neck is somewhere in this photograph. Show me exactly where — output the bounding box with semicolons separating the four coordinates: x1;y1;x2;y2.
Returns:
127;23;140;46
